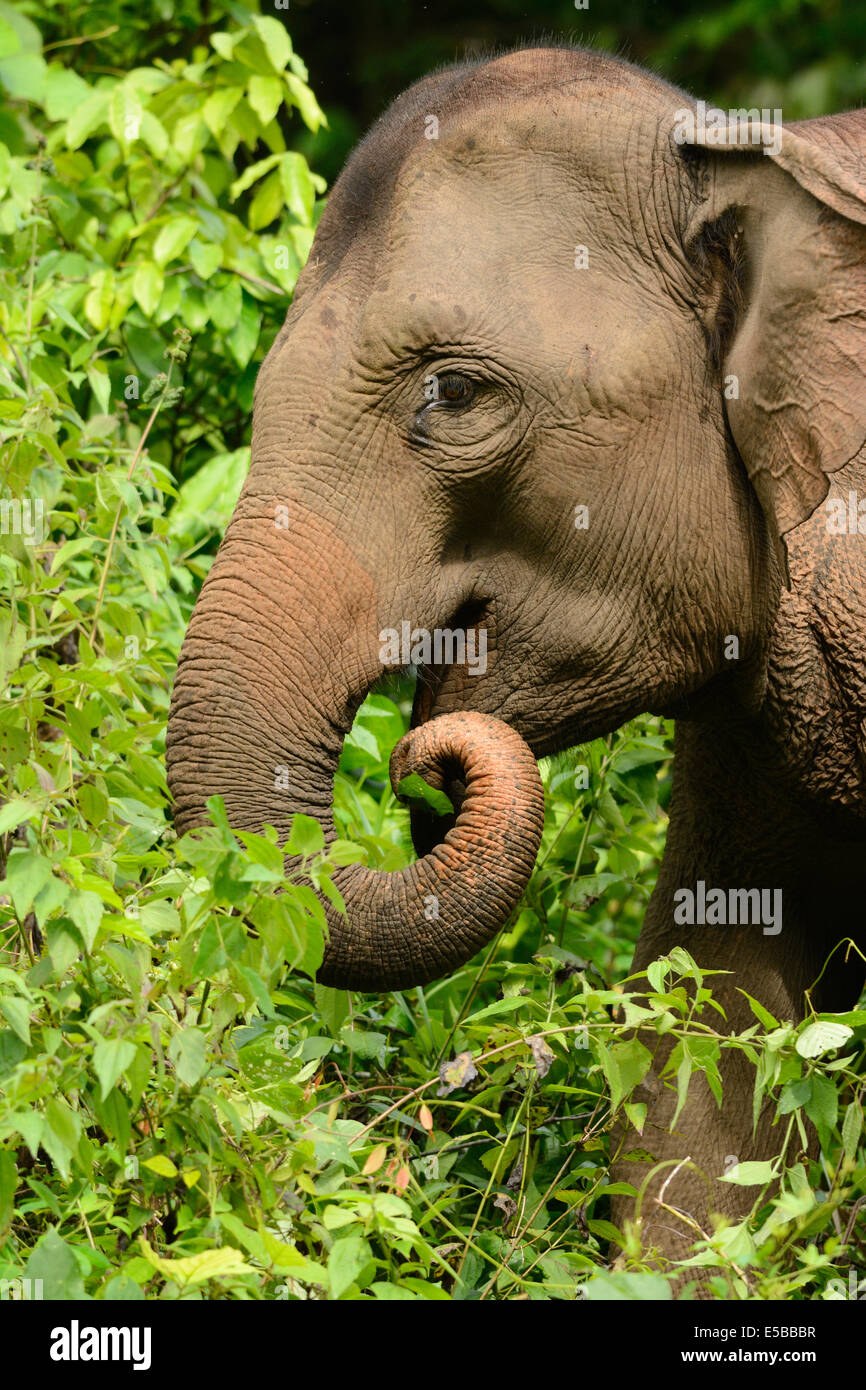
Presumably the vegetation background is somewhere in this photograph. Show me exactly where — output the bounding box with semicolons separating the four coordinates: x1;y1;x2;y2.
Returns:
0;0;864;1301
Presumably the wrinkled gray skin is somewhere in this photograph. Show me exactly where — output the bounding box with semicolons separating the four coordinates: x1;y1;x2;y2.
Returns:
167;47;866;1278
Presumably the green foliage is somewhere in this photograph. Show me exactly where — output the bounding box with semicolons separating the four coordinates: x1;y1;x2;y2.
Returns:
0;0;324;491
0;3;864;1303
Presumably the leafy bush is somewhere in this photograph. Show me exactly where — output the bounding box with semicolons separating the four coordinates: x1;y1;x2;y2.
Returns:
1;3;864;1302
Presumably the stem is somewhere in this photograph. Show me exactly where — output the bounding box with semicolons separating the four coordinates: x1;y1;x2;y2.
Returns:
557;733;614;946
85;362;176;655
454;1081;533;1284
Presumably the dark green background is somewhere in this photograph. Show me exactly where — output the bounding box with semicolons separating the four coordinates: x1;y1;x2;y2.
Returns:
285;0;866;182
31;0;866;186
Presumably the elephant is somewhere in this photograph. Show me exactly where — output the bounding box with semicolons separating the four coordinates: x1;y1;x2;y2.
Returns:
166;46;866;1279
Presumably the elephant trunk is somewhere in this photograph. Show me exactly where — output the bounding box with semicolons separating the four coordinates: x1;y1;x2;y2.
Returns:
166;507;544;992
320;711;543;989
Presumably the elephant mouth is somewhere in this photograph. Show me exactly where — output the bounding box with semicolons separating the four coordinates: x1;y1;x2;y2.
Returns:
409;597;491;717
407;597;491;857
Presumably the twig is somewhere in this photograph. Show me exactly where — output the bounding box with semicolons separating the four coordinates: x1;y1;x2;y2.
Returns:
86;363;176;651
233;267;287;297
43;27;119;51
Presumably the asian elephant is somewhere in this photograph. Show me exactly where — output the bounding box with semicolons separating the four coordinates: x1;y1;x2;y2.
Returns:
166;46;866;1277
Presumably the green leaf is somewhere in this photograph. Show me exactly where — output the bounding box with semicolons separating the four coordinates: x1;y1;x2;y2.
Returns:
259;1228;323;1281
24;1229;86;1300
646;958;668;993
720;1160;778;1186
0;51;45;102
624;1101;647;1134
327;1236;373;1299
229;152;282;200
139;109;168;157
67;890;104;951
778;1077;812;1115
188;238;222;280
581;1270;672;1301
139;1236;253;1286
108;84;142;146
168;447;249;535
287;814;325;857
248;74;283;127
168;1028;208;1088
210;31;238;62
0;3;40;54
96;1088;130;1150
172;112;207;161
279;151;315;224
339;1028;387;1060
466;996;527;1024
65;88;109;148
0;995;31;1044
226;294;261;367
84;268;114;331
87;363;111;413
326;839;366;866
42;65;91;121
0;15;20;60
0;798;39;834
42;1098;82;1180
103;1275;145;1301
842;1102;862;1163
253;15;292;72
133;260;164;317
49;301;89;338
599;1038;652;1112
248;169;283;230
209;277;242;332
152;216;197;267
0;1148;16;1230
396;773;454;817
93;1037;137;1101
315;984;350;1037
285;72;326;133
3;847;52;917
804;1073;838;1135
737;989;779;1031
142;1155;178;1179
795;1019;853;1058
252;894;325;978
202;84;244;137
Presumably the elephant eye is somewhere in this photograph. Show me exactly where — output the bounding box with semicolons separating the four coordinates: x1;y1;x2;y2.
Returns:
427;371;476;409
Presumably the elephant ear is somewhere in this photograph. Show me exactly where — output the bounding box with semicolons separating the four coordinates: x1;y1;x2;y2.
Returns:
681;110;866;543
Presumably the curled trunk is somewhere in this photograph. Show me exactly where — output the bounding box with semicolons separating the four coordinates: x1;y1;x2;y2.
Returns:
319;710;544;990
166;520;544;992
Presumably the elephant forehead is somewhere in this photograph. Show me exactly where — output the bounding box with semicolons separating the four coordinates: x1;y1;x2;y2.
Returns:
387;75;685;223
368;115;684;311
355;163;676;361
421;92;669;175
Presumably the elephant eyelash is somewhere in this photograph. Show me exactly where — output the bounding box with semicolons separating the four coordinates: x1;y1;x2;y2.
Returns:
408;371;479;445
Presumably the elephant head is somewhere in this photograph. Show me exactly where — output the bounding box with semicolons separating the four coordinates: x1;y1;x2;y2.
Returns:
166;47;866;991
